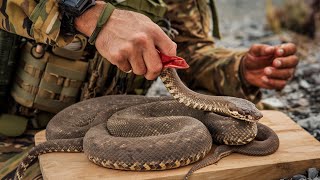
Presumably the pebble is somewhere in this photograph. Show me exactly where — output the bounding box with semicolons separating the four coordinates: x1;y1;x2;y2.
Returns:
297;116;320;131
261;97;287;109
297;98;310;107
292;174;307;180
307;168;319;179
299;80;312;89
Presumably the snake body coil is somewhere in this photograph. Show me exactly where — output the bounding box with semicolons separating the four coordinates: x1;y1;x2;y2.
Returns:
15;68;279;180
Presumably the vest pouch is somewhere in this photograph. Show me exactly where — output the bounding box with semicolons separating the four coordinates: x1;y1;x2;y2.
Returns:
11;42;88;113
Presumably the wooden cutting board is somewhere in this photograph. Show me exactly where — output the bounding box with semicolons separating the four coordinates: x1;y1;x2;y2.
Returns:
35;110;320;180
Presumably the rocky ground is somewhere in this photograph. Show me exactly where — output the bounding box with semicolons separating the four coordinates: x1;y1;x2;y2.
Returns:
148;1;320;179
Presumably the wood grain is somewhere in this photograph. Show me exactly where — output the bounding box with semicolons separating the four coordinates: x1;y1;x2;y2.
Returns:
35;110;320;180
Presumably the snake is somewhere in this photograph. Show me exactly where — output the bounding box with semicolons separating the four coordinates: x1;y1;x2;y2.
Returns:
15;68;279;180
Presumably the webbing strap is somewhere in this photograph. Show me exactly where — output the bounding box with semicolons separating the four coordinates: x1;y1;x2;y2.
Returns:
39;80;62;94
16;67;40;86
45;59;88;81
11;83;34;107
60;87;79;97
209;0;221;38
23;51;47;70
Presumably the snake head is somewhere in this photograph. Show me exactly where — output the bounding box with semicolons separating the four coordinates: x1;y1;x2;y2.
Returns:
225;97;263;122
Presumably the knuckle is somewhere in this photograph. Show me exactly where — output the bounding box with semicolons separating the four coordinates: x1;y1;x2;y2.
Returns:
133;33;149;46
151;63;163;74
133;67;147;76
119;43;134;55
109;52;124;64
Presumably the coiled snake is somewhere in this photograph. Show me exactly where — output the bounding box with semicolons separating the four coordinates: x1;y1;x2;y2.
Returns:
15;68;279;180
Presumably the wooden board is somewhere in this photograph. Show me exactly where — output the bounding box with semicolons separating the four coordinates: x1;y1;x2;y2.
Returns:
35;110;320;180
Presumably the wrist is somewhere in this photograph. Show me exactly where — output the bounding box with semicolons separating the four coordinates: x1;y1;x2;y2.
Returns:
74;1;106;37
239;55;255;88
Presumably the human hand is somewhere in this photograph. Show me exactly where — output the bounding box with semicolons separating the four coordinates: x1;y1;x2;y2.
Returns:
241;43;298;90
75;2;177;80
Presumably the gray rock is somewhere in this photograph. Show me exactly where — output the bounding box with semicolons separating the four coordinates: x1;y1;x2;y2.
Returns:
299;80;311;90
292;174;307;180
297;98;310;107
261;97;286;109
146;78;169;97
297;116;320;130
307;168;319;179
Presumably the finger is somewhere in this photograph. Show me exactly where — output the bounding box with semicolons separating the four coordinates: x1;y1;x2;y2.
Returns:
128;49;147;76
261;76;287;90
248;44;275;57
264;67;295;80
272;55;299;68
244;53;274;70
275;43;297;57
108;51;132;72
151;25;177;56
143;44;163;80
117;60;132;73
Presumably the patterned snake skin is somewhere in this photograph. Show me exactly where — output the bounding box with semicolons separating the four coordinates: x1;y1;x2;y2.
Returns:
15;68;279;180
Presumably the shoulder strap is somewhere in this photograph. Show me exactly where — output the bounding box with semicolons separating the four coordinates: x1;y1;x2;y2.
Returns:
209;0;221;39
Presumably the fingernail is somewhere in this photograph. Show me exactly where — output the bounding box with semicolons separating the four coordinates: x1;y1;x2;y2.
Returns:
262;76;269;82
265;67;272;75
277;48;284;56
274;60;282;67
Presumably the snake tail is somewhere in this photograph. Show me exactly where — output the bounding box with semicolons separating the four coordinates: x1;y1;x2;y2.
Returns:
184;123;279;179
14;138;83;180
184;145;233;180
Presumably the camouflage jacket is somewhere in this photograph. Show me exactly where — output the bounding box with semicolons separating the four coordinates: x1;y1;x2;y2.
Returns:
0;0;261;104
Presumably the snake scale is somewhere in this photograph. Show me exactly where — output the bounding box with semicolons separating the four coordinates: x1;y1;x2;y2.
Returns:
15;68;279;180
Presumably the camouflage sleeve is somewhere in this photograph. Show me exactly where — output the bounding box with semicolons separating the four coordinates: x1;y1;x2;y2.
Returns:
177;45;262;104
164;0;262;103
0;0;73;46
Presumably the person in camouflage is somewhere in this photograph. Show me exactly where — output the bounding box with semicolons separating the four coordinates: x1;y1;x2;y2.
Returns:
0;0;298;179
